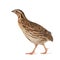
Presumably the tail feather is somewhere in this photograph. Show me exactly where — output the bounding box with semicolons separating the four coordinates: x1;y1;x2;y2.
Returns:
49;34;53;41
48;33;53;41
45;31;53;41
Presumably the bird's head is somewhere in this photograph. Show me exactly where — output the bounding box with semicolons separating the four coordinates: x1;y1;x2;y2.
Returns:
12;9;26;19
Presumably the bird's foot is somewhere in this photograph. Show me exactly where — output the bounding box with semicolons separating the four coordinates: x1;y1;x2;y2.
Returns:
26;52;34;55
26;45;37;55
41;48;48;54
41;51;47;54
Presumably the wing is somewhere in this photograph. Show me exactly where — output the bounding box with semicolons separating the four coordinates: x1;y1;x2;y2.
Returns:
22;20;53;41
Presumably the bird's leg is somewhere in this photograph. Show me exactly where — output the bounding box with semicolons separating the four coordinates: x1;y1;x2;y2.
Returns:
41;44;47;54
26;44;37;55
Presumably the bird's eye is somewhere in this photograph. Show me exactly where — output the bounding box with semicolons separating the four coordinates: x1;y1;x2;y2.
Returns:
15;11;17;12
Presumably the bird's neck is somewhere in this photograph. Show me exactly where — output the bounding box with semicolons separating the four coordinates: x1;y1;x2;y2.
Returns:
18;15;28;24
18;13;28;23
18;16;23;23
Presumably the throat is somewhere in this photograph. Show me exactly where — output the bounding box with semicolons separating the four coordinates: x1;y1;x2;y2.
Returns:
18;17;22;23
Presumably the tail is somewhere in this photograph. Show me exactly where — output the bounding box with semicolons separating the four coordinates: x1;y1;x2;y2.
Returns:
48;32;53;42
45;31;53;42
49;34;53;41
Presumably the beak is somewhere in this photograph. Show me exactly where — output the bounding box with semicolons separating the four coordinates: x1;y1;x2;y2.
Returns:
11;10;14;12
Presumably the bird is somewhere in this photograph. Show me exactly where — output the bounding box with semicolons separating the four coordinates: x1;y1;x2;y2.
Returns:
12;9;53;55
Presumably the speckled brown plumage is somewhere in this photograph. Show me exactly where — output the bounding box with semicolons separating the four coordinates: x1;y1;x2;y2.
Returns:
12;9;53;54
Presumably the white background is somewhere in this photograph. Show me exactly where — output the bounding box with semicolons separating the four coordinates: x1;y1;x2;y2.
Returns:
0;0;60;60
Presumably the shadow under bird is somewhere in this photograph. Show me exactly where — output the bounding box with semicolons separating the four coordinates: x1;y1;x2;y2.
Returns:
12;9;53;54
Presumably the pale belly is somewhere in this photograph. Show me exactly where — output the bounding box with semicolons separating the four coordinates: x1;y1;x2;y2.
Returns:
22;28;47;45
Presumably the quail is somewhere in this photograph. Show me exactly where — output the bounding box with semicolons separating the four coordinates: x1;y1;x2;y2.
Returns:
12;9;53;54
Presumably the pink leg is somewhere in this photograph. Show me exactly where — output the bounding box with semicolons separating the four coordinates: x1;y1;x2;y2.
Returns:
41;44;48;54
26;44;37;55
